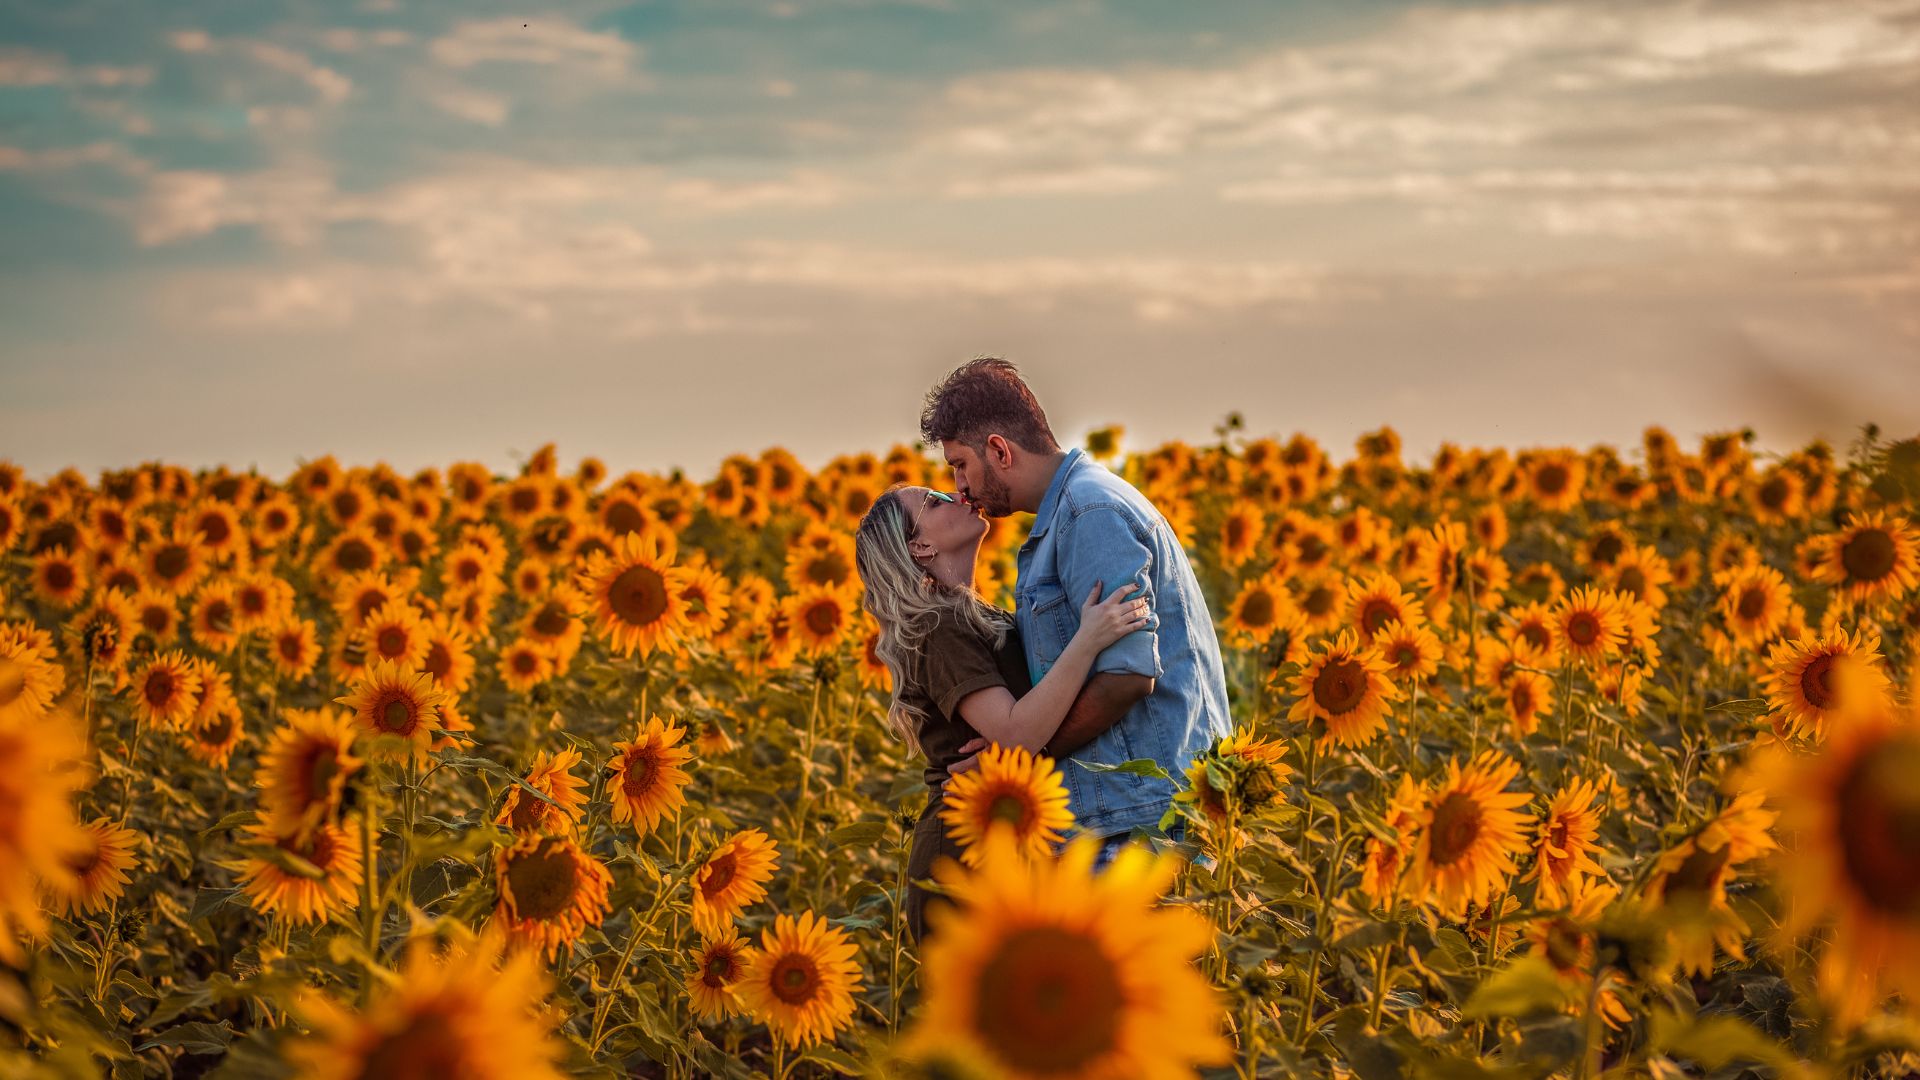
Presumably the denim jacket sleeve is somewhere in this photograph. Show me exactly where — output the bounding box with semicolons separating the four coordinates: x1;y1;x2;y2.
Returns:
1058;505;1164;680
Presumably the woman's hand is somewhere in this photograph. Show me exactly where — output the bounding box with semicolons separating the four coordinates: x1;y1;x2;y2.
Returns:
1075;580;1150;652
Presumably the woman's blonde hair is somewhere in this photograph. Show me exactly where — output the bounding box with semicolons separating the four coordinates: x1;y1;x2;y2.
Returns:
854;485;1010;757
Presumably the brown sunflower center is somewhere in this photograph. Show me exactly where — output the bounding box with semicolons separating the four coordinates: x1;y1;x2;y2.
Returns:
1590;534;1624;565
1736;587;1768;621
1834;735;1920;917
424;642;452;682
358;1009;467;1076
334;538;374;573
1520;624;1550;650
770;953;822;1005
1427;792;1484;867
1535;464;1569;496
1664;841;1731;900
621;749;660;798
803;602;841;638
1840;528;1896;583
205;599;233;634
305;747;341;807
806;551;851;587
1311;657;1368;715
1800;653;1837;710
1302;585;1336;618
609;565;669;628
1358;599;1396;636
371;627;404;657
44;561;75;591
144;670;176;709
605;501;647;535
197;512;231;546
974;926;1123;1073
702;950;738;986
532;603;570;638
1616;567;1646;598
987;791;1031;828
378;695;416;735
701;851;738;897
506;841;580;921
1566;613;1598;647
1238;589;1276;629
1510;680;1535;716
279;633;306;663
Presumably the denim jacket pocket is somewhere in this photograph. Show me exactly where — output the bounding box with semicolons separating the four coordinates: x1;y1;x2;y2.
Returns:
1025;576;1073;666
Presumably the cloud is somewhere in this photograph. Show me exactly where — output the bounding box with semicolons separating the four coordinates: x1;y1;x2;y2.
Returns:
0;142;146;173
169;30;353;105
0;46;151;88
943;164;1166;198
430;18;637;78
429;86;511;126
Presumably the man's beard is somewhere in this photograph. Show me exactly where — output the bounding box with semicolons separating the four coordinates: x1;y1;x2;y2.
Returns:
974;468;1015;517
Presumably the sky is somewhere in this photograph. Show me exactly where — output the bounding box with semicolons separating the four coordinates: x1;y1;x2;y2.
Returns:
2;0;1917;480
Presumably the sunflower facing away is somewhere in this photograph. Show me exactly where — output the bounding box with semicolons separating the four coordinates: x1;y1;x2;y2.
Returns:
1174;730;1293;829
1404;751;1536;919
492;833;613;959
607;715;694;834
496;748;589;836
939;744;1075;865
736;910;864;1049
45;817;141;918
289;927;566;1080
904;825;1229;1079
691;828;781;937
1286;629;1404;749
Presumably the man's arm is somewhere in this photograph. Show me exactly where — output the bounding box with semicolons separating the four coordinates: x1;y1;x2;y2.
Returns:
1042;671;1154;758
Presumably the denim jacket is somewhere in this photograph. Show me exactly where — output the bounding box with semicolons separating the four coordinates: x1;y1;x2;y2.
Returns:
1016;448;1233;839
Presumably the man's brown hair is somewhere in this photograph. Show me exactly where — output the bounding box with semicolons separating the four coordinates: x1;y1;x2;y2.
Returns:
919;358;1060;455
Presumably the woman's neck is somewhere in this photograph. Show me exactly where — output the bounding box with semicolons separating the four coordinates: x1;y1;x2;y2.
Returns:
925;549;975;591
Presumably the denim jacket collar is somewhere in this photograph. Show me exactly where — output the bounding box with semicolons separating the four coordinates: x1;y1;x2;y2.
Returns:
1022;448;1084;548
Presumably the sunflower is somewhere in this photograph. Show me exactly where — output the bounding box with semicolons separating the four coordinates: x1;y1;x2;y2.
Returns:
189;581;241;653
331;570;406;630
497;748;589;836
289;927;566;1080
786;585;857;657
686;932;752;1021
45;817;140;918
1523;779;1607;908
268;619;321;681
498;636;558;694
1527;882;1633;1029
187;501;244;559
0;703;90;960
1749;701;1920;1028
691;829;781;936
1288;571;1346;635
359;598;428;669
1404;752;1536;919
335;663;448;758
782;531;856;593
737;910;864;1049
1286;629;1404;750
0;642;65;723
0;496;20;552
139;527;207;597
129;650;202;730
439;541;501;595
28;546;88;611
1218;573;1288;647
492;833;613;959
1643;790;1777;977
1372;619;1443;687
903;827;1228;1078
257;708;363;842
940;744;1074;864
1715;562;1793;649
676;564;733;644
1809;510;1920;606
66;588;136;675
313;527;386;583
1763;629;1892;741
183;704;245;768
575;531;689;658
1217;505;1263;569
1552;586;1625;668
419;616;476;695
1345;572;1427;639
230;572;293;633
608;715;694;834
1502;667;1556;738
238;817;366;925
251;491;301;548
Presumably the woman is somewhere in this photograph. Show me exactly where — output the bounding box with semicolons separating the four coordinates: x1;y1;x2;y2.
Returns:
854;484;1148;943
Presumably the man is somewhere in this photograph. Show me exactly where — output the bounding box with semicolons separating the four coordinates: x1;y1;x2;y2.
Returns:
922;358;1232;869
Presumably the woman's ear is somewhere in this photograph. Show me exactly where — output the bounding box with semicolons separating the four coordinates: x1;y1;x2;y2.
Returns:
907;535;937;561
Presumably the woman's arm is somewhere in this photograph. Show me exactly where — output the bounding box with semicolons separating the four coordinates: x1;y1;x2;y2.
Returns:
954;582;1148;752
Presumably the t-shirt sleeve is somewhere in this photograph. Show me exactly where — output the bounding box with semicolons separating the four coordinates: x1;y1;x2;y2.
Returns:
1058;505;1164;679
923;614;1010;720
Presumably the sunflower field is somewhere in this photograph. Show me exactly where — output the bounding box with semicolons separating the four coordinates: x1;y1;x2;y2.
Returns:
2;422;1919;1080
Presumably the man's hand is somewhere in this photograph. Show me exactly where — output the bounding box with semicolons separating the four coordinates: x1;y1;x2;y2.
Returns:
942;737;990;792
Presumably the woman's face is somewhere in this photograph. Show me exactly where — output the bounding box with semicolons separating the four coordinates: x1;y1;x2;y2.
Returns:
898;485;986;565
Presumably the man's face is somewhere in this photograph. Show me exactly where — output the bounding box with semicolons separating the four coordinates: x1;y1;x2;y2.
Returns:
943;439;1015;518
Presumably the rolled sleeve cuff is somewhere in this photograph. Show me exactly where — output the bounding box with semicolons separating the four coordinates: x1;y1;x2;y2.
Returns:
1092;630;1162;680
936;673;1008;721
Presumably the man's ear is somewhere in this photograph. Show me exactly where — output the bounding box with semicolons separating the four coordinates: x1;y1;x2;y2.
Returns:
985;433;1015;471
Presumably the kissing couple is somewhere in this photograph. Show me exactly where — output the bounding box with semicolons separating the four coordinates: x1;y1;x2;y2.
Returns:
853;358;1233;942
